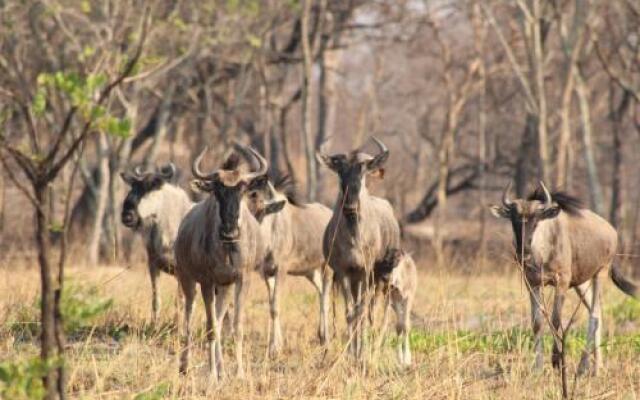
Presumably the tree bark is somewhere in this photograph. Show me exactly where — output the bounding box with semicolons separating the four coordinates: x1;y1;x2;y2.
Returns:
87;133;110;265
34;185;59;400
609;89;631;228
301;0;317;201
575;70;605;216
532;0;550;185
514;113;539;196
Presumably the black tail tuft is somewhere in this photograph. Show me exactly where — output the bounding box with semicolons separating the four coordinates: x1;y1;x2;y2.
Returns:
610;265;639;299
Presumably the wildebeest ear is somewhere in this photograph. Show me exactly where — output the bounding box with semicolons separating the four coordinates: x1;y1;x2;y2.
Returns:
368;167;385;179
264;200;286;215
191;179;214;193
120;171;136;185
539;204;561;220
489;205;510;219
316;152;344;171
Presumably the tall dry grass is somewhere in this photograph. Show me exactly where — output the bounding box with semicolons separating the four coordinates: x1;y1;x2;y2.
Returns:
0;257;639;399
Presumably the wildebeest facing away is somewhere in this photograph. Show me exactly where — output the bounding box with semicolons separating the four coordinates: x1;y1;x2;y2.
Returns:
241;157;333;355
120;163;194;322
373;248;417;366
174;143;267;378
317;137;401;359
491;182;639;375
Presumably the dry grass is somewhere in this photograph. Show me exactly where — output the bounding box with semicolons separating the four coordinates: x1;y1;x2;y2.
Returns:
1;260;639;399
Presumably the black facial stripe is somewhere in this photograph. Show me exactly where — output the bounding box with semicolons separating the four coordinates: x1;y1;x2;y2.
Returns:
213;182;244;238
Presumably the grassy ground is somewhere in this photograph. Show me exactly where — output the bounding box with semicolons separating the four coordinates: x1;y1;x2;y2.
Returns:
1;261;639;399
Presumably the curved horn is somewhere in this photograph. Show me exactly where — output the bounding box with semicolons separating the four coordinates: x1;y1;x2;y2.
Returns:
539;181;552;207
232;141;260;171
158;162;176;180
317;136;335;158
191;146;218;180
371;136;389;158
132;165;152;180
242;146;268;181
502;181;514;207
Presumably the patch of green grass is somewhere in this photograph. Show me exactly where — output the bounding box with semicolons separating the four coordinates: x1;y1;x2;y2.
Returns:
400;327;611;357
608;298;640;324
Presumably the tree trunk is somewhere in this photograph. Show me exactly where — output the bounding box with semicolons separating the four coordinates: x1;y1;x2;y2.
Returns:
609;89;631;229
0;169;4;233
34;185;59;400
88;133;110;265
514;113;539;196
575;70;605;216
532;0;550;185
301;0;317;201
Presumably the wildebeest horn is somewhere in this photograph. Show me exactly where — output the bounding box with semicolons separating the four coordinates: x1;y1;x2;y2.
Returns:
191;146;218;180
371;136;388;158
502;181;514;207
157;162;176;180
239;145;268;181
317;136;335;158
539;181;552;207
132;165;152;180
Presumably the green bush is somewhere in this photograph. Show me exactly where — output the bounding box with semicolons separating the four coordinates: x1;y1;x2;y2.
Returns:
0;357;60;400
10;283;113;340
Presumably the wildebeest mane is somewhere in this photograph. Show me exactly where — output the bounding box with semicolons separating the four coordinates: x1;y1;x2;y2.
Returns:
222;153;241;170
527;188;584;216
273;173;306;207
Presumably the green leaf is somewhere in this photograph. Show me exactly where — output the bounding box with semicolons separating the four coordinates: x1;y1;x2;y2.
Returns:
32;90;47;115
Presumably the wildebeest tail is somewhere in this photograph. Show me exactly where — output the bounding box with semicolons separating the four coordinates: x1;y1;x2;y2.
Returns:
610;264;639;299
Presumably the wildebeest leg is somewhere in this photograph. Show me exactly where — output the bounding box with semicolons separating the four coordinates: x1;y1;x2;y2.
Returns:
308;269;329;344
551;288;566;369
149;262;161;323
320;270;332;345
179;279;196;374
265;273;282;357
214;284;232;378
529;285;544;370
233;279;247;378
341;275;356;356
201;283;218;379
578;274;602;376
374;290;391;352
393;294;411;366
351;276;365;360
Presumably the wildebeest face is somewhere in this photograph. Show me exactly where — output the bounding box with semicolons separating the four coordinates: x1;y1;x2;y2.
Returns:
120;164;176;229
490;182;560;262
246;175;286;220
317;137;389;215
191;143;269;241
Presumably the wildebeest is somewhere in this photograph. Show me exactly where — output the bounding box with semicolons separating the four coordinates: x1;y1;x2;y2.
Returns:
242;163;333;355
317;137;401;358
120;163;194;322
174;143;267;378
491;181;639;375
373;248;417;366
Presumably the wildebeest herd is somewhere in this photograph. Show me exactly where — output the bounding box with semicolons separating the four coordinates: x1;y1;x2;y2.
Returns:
120;138;638;380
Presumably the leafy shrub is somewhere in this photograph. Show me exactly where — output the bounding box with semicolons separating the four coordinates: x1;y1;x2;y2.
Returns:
0;357;60;400
9;283;113;340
